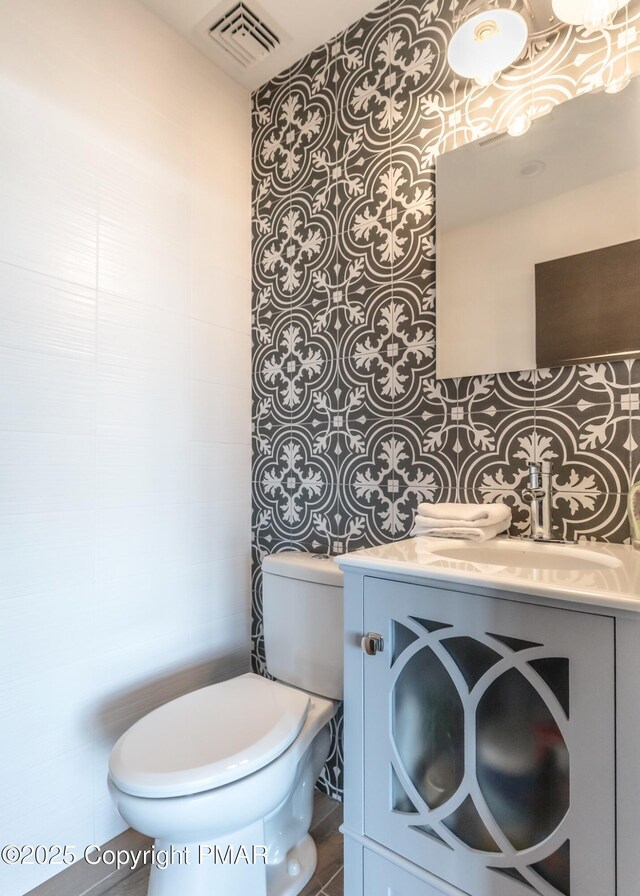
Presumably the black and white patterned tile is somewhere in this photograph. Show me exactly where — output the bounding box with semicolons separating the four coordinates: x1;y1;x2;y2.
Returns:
254;199;336;310
405;370;459;426
286;88;337;196
290;378;346;478
535;404;631;496
457;370;536;417
252;87;295;202
630;371;640;483
334;3;394;119
252;191;291;274
388;136;436;220
535;362;631;410
337;150;397;267
318;706;344;800
287;478;341;554
334;238;394;343
333;122;392;256
250;556;267;676
393;416;458;492
337;275;435;413
300;250;375;352
341;482;401;548
251;402;290;474
252;326;299;428
256;314;338;425
387;0;454;135
251;0;640;799
554;491;630;543
252;439;295;540
457;410;537;495
256;427;338;534
290;2;392;121
252;67;290;126
251;279;290;357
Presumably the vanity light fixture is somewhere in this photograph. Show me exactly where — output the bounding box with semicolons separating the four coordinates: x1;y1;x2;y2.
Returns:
552;0;629;29
507;44;535;137
605;66;632;92
507;111;532;135
447;8;529;86
604;1;631;91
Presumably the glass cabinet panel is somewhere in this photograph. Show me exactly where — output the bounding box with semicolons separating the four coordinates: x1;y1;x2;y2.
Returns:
393;645;464;810
477;668;570;853
362;577;615;896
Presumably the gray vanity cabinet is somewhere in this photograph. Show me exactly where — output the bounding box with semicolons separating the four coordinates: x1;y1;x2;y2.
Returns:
363;850;447;895
343;573;618;896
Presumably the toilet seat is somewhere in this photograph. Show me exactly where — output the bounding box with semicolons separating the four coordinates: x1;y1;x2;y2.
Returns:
109;673;310;799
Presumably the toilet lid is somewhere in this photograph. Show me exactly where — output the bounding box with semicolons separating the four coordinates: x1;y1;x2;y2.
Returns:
109;673;310;798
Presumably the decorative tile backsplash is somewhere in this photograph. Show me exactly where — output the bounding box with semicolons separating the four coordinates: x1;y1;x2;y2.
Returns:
251;0;640;798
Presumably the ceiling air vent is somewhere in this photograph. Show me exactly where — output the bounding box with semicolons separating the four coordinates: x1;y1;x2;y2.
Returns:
478;132;509;148
208;2;280;68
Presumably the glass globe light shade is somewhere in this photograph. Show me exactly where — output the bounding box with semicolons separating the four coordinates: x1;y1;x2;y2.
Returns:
552;0;628;29
447;9;529;83
507;110;533;136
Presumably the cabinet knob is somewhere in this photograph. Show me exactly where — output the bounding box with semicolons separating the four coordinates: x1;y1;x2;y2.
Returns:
362;632;384;656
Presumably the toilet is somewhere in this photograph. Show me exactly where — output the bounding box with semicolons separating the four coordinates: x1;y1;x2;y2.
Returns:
107;552;343;896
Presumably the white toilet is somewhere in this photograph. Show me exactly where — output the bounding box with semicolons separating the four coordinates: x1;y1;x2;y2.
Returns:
108;552;343;896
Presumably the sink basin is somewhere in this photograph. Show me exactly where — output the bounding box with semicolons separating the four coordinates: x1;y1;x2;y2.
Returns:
430;540;621;571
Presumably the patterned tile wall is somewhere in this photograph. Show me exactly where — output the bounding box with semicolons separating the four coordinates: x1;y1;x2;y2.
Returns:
251;0;640;798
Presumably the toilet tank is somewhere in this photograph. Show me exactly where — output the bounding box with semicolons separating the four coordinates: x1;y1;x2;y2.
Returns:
262;552;343;700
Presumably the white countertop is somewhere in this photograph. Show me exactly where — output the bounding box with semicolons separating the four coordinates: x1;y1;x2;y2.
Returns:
336;536;640;613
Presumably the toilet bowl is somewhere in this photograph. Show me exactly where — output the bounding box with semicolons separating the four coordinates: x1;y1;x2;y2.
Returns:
108;552;343;896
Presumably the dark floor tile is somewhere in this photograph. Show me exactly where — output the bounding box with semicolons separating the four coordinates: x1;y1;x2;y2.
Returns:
311;792;341;831
301;804;344;895
102;866;150;896
324;865;345;896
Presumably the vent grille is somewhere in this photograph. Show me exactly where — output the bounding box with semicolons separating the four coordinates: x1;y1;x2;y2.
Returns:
477;132;509;148
209;2;280;68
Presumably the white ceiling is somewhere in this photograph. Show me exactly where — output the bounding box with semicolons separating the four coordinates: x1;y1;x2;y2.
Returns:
139;0;384;91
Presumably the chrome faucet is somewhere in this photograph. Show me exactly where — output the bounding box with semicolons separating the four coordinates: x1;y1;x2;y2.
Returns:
522;461;560;542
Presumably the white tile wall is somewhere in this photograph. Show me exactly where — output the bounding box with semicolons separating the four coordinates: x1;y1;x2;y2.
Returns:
0;1;251;893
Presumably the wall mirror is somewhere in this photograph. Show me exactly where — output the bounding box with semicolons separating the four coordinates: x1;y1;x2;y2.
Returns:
436;76;640;380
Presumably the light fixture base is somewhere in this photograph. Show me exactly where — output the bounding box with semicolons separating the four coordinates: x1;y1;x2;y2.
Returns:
447;8;529;83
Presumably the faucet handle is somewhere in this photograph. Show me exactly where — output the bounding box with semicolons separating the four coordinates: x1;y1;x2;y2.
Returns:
527;461;553;488
527;462;541;489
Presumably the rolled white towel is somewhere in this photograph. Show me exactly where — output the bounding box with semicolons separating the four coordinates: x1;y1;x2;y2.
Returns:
410;520;510;542
412;514;509;530
417;502;489;522
412;503;512;541
416;502;510;527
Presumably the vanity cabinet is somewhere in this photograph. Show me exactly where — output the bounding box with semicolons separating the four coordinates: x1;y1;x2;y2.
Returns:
340;556;640;896
363;849;447;895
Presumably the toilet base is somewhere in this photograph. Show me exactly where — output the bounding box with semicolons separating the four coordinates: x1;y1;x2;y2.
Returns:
146;829;317;896
267;833;316;896
148;820;270;896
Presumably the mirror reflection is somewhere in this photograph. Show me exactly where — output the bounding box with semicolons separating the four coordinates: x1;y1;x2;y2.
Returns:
436;78;640;379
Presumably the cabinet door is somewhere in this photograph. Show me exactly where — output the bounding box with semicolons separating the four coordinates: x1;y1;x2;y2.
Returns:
363;577;615;896
363;849;455;896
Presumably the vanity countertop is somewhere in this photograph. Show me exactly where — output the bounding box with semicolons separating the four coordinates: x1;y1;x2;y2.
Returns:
336;536;640;614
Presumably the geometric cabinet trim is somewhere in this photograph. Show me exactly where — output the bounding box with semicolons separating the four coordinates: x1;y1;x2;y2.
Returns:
391;618;571;895
363;579;615;896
